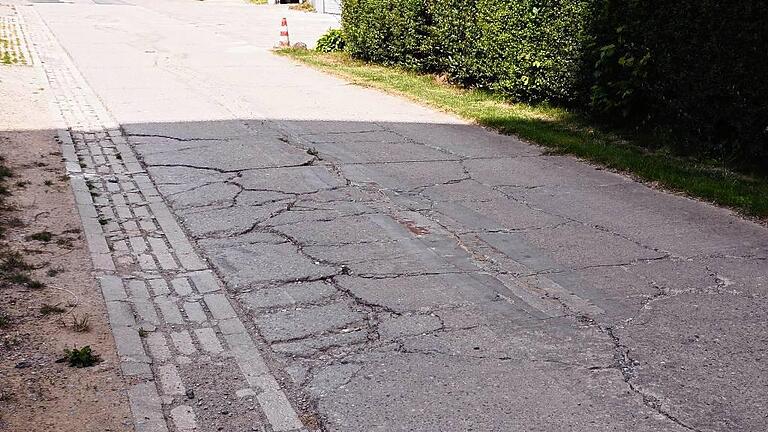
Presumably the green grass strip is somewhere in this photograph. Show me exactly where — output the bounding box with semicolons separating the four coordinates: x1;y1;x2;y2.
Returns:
277;49;768;219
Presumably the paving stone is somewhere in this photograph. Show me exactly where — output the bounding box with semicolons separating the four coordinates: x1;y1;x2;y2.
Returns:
159;364;185;396
128;383;169;432
183;300;207;323
146;332;172;363
187;270;220;294
171;278;194;296
156;296;184;325
148;278;171;296
99;275;127;301
194;328;224;354
170;405;197;432
217;317;247;335
203;293;237;320
171;330;197;356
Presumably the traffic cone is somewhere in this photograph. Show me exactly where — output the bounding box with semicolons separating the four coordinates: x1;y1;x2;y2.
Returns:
279;17;290;47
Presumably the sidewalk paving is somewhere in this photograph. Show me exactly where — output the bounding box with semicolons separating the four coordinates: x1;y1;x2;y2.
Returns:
10;1;768;431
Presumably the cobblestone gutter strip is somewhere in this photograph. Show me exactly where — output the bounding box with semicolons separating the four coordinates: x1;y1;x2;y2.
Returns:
19;7;305;432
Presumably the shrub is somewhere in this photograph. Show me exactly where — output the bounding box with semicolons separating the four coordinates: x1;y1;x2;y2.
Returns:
344;0;598;102
593;0;768;170
342;0;768;173
316;28;345;53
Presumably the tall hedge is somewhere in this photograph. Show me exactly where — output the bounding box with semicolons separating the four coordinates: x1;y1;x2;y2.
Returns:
342;0;768;172
343;0;597;103
593;1;768;168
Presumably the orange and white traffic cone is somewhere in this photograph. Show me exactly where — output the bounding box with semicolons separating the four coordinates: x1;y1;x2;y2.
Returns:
279;17;290;47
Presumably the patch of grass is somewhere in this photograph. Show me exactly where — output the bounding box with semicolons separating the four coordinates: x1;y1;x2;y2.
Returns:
0;216;23;238
60;346;101;368
278;49;768;218
6;217;23;228
0;165;12;180
0;251;33;273
46;267;64;277
26;231;54;242
0;310;9;328
0;251;45;288
247;0;268;4
27;279;45;289
40;303;65;315
55;237;74;249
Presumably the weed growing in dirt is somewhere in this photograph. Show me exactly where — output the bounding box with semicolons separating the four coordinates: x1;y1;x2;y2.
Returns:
27;280;45;289
26;231;54;242
1;250;32;273
138;327;148;338
46;267;63;277
0;165;12;180
0;389;13;402
0;309;9;328
40;303;65;315
60;346;101;368
72;314;90;332
44;179;53;186
55;237;74;249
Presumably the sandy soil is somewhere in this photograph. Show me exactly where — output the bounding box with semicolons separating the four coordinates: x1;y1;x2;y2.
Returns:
0;51;132;431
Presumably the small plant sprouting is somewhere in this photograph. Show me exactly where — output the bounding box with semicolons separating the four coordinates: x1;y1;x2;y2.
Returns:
307;147;319;156
44;179;53;186
0;310;9;328
26;231;54;242
0;251;32;272
98;217;110;225
72;314;90;332
40;303;65;315
60;346;101;368
27;279;45;289
46;267;63;277
138;327;148;338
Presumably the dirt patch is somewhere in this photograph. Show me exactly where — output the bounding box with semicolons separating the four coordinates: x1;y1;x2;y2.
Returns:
0;59;132;430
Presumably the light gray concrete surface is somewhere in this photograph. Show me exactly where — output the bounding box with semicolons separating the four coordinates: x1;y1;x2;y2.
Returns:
17;0;768;431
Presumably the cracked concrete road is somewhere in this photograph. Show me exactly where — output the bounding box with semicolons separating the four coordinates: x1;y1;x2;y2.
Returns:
22;0;768;431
